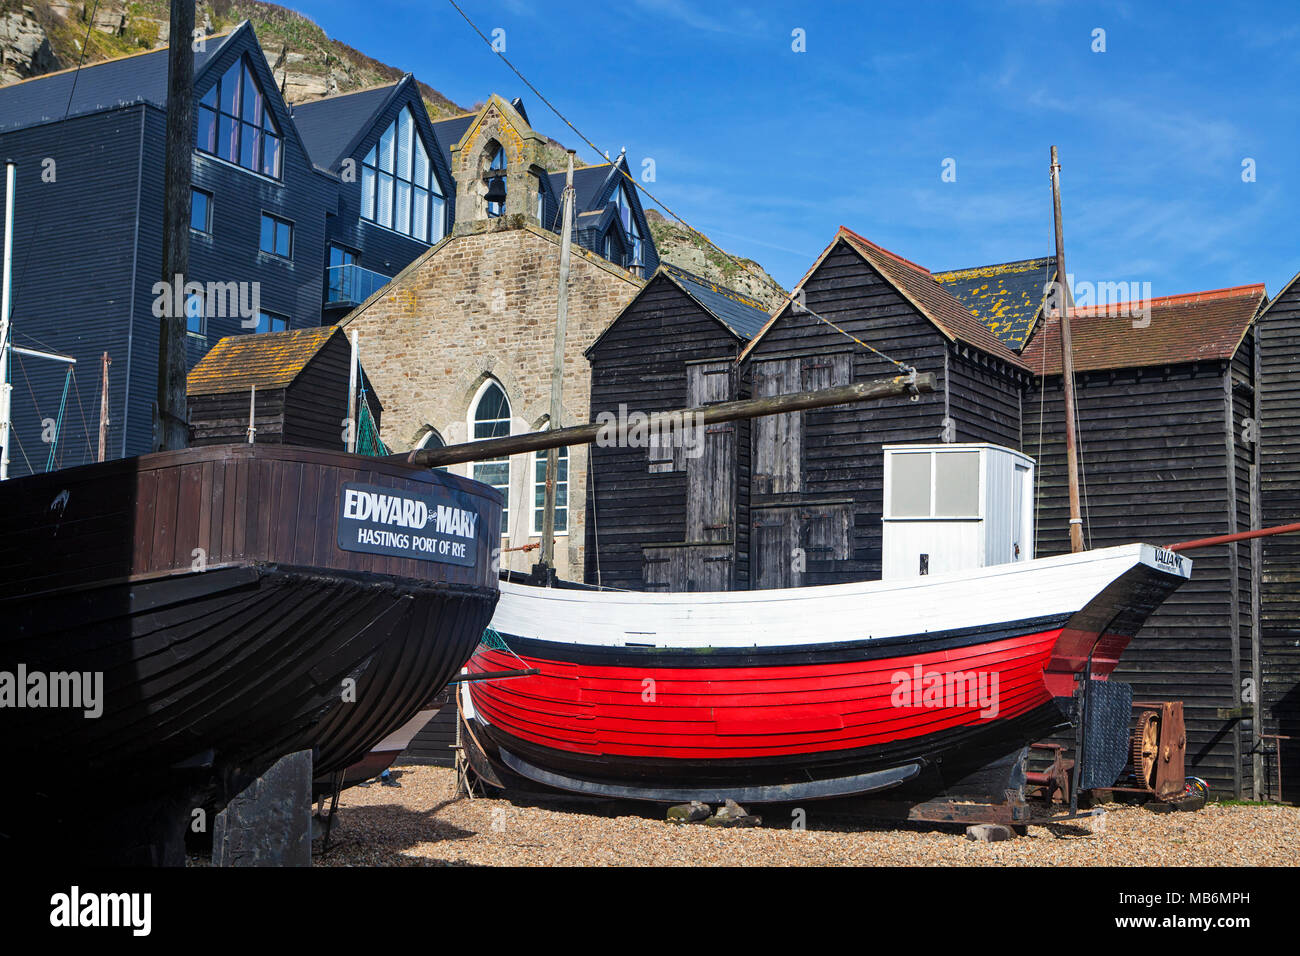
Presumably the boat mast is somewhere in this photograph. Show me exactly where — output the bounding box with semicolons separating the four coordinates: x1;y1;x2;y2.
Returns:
1050;146;1085;553
1;160;14;481
97;352;111;462
346;329;359;453
536;150;576;581
155;0;195;452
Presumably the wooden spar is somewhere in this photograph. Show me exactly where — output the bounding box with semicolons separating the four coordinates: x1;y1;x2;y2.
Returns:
155;0;194;452
1050;145;1085;553
246;385;256;444
1166;521;1300;552
97;352;111;462
346;329;359;453
540;151;576;573
409;371;936;468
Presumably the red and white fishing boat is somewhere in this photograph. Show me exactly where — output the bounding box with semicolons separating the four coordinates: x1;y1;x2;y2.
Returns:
460;543;1190;803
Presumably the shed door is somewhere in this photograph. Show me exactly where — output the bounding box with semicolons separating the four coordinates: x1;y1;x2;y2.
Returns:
686;362;735;543
752;359;801;494
753;507;800;589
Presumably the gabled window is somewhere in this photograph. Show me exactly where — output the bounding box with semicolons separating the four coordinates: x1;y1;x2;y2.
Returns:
197;56;282;178
612;181;643;275
361;106;444;243
471;380;512;532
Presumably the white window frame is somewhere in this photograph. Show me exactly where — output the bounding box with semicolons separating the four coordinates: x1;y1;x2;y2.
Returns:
531;442;569;537
468;379;512;536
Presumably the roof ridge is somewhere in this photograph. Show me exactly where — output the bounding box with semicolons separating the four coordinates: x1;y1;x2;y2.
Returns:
837;226;931;274
1072;283;1266;316
933;257;1055;280
0;27;238;91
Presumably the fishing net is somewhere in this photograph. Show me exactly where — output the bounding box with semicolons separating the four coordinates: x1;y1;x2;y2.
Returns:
479;627;510;651
355;389;390;457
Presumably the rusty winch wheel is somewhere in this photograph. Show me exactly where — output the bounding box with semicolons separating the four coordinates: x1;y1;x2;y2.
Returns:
1132;709;1161;790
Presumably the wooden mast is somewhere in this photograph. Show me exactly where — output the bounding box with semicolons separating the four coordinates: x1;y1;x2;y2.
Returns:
410;372;935;468
536;151;576;581
155;0;194;451
1050;146;1085;553
97;352;111;462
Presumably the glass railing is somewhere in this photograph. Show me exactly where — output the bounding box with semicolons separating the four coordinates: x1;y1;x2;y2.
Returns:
325;263;392;305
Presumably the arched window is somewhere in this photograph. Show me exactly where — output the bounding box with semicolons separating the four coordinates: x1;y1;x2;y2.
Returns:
361;106;445;242
470;381;511;531
197;56;282;177
532;444;568;536
415;428;445;450
486;144;507;217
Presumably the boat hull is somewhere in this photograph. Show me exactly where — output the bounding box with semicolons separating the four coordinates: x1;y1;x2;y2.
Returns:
465;546;1190;803
0;444;500;863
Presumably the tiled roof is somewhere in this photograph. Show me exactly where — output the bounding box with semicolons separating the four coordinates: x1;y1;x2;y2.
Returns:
1020;284;1267;374
662;265;771;341
0;30;236;132
836;228;1029;368
933;257;1056;352
552;163;618;212
187;326;339;395
291;82;400;171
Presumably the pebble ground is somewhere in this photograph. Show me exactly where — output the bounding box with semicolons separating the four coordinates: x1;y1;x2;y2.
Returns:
308;766;1300;867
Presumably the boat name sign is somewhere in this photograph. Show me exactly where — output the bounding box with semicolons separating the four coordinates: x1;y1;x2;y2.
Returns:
338;482;480;567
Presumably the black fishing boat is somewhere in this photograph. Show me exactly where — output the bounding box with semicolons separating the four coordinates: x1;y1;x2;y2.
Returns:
0;443;500;863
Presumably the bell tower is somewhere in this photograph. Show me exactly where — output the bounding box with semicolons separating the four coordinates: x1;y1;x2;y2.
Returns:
450;94;547;232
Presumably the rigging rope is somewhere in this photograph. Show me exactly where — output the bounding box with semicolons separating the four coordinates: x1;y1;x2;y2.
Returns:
444;0;913;375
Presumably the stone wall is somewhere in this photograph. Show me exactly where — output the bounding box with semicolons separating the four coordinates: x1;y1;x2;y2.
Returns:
341;217;642;580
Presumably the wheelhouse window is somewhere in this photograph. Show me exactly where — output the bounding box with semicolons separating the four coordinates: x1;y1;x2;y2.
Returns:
471;381;512;532
196;57;282;178
190;188;212;233
361;106;444;243
260;213;293;258
887;449;981;519
532;444;568;535
253;310;289;334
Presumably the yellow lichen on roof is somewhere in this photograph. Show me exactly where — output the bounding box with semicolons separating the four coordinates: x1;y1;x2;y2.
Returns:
187;326;339;395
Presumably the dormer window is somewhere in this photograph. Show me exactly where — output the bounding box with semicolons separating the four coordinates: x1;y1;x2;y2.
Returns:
612;181;643;275
361;106;445;243
197;57;282;178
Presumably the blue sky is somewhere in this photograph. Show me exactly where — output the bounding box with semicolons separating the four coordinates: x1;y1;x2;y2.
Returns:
293;0;1299;297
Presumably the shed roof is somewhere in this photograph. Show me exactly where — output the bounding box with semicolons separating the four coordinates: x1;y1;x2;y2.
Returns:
1020;284;1267;374
933;256;1056;352
662;265;771;341
187;326;340;395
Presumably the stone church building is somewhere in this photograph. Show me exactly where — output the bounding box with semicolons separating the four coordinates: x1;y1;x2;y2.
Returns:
340;95;644;579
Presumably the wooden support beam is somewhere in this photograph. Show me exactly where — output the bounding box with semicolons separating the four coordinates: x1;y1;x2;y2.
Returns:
409;372;936;468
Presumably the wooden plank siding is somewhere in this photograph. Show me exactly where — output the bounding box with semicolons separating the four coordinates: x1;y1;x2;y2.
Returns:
582;274;747;591
1258;277;1300;802
742;241;1026;586
1023;361;1251;796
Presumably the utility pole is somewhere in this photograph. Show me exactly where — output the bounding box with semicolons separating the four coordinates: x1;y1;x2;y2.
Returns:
0;160;15;481
97;351;111;462
346;330;359;453
155;0;194;451
1050;146;1085;553
537;150;575;582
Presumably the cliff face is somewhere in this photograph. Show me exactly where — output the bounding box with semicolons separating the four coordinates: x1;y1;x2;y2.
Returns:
1;0;783;298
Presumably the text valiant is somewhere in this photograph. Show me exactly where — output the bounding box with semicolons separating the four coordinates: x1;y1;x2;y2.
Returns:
342;488;478;539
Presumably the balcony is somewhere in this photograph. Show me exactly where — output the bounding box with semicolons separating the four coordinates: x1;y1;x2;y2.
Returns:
325;263;392;308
